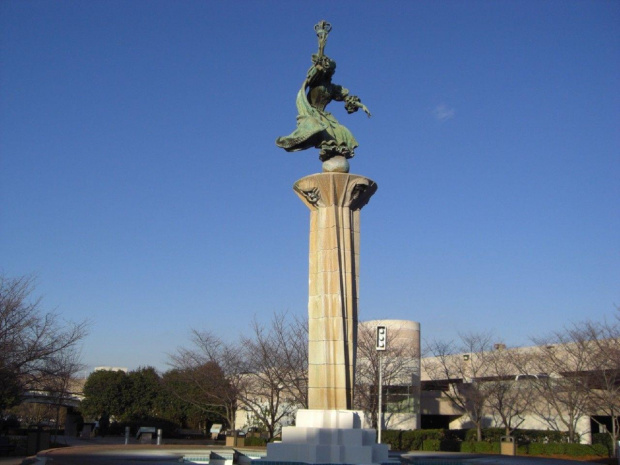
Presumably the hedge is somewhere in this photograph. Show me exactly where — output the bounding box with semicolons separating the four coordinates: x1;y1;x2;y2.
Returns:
382;429;455;451
383;428;568;451
460;441;607;457
383;428;609;458
460;441;500;454
422;439;460;452
462;428;568;444
592;432;613;454
525;443;608;457
244;436;268;447
421;439;440;451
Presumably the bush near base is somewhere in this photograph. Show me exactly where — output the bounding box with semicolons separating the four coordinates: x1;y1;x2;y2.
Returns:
244;436;268;447
592;433;613;455
460;441;500;454
421;439;460;452
462;428;568;443
383;429;609;457
524;443;608;457
382;429;458;451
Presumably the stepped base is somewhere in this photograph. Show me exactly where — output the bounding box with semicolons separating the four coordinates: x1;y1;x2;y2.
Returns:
263;410;392;465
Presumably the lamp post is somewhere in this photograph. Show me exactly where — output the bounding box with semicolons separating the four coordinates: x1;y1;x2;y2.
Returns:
376;325;387;443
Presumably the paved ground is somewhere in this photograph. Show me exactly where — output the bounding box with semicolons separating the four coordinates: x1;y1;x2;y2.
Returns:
402;451;608;464
0;436;610;465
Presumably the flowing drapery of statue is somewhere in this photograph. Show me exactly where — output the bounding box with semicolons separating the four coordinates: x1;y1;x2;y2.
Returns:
276;20;371;174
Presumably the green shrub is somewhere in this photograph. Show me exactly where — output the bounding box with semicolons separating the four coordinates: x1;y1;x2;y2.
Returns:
422;439;440;451
592;433;613;455
402;430;425;450
459;441;474;453
439;439;461;452
462;428;568;444
528;442;563;456
382;429;449;451
564;443;607;457
460;441;500;453
516;444;529;455
592;433;611;445
447;429;467;441
244;436;267;447
514;429;568;444
464;428;504;443
381;431;402;450
383;428;605;457
526;442;608;457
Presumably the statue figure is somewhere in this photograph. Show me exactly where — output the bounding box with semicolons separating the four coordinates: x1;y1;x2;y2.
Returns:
276;20;371;172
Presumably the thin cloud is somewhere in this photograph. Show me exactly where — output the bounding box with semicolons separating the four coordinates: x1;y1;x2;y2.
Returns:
432;104;456;122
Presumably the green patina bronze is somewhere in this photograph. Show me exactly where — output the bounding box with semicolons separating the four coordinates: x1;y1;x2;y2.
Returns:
276;20;371;172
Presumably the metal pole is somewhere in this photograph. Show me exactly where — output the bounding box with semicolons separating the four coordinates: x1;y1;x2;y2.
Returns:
124;426;130;445
375;325;386;444
157;429;162;445
378;351;382;444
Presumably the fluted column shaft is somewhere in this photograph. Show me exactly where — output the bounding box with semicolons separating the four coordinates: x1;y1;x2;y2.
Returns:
294;173;377;410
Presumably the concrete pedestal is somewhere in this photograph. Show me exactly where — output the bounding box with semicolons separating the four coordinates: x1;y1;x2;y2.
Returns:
262;173;383;464
264;410;391;465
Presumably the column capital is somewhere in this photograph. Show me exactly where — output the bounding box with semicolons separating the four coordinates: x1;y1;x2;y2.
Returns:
293;173;377;211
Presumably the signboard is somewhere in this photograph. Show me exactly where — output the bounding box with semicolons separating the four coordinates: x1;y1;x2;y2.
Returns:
376;325;387;351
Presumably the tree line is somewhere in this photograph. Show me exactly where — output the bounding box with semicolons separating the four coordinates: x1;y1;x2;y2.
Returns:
79;366;227;436
122;311;617;450
423;319;620;453
2;272;617;452
76;313;421;441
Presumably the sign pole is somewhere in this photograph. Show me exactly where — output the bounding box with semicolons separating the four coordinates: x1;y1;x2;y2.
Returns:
376;325;387;444
378;351;383;443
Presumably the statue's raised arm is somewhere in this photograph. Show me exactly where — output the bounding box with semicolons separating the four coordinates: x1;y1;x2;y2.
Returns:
275;20;371;173
315;20;331;58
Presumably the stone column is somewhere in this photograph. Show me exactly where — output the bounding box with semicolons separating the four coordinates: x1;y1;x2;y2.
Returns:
294;173;377;410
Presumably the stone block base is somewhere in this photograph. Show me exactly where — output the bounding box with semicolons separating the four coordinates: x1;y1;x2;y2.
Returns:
263;410;392;465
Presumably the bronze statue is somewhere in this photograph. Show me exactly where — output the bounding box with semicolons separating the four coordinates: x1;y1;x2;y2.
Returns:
276;20;371;173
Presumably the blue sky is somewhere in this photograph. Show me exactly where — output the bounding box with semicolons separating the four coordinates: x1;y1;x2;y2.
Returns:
1;1;618;372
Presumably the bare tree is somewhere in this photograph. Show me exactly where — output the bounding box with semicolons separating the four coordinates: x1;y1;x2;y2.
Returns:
355;322;420;430
0;274;88;411
40;347;85;442
169;312;307;439
10;402;57;427
236;313;307;440
424;332;495;441
168;331;241;431
576;319;620;454
266;312;308;409
483;347;534;436
521;328;594;443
